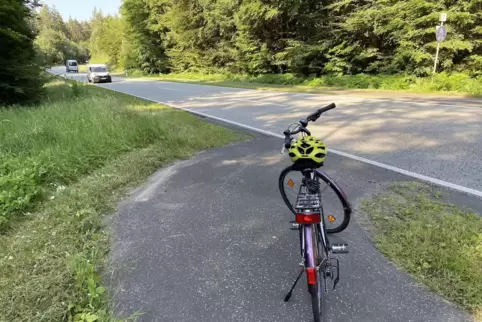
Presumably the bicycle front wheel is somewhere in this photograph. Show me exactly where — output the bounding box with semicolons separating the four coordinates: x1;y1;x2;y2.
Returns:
279;165;351;233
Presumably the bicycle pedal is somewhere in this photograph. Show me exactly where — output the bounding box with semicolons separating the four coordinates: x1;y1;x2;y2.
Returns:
331;243;349;254
289;221;300;230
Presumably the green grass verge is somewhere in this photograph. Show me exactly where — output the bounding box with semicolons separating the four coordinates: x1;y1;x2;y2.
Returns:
0;79;247;321
78;64;87;73
113;70;482;97
362;183;482;320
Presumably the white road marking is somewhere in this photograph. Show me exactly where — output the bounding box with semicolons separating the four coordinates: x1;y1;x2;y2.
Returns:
235;98;287;107
158;86;180;91
48;71;482;198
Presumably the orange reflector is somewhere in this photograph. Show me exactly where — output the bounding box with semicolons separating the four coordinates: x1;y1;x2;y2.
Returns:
306;267;316;285
328;215;336;223
287;179;295;188
295;213;321;224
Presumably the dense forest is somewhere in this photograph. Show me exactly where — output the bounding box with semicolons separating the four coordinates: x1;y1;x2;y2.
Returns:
3;0;482;105
32;1;482;78
24;0;482;76
118;0;482;77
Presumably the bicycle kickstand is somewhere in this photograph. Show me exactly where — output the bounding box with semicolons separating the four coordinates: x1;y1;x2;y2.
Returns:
284;268;304;302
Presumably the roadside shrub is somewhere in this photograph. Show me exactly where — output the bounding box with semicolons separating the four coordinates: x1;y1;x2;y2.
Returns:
251;73;304;85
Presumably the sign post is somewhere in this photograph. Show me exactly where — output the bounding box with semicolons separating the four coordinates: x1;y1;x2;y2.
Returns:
433;13;447;79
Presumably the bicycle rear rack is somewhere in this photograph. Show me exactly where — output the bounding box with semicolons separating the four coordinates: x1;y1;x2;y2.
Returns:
295;191;321;212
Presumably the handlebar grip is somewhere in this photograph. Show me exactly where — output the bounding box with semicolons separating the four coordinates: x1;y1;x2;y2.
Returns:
317;103;336;114
318;103;336;114
307;103;336;122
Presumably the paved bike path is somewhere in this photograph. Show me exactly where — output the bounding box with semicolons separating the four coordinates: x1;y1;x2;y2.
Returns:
109;137;474;322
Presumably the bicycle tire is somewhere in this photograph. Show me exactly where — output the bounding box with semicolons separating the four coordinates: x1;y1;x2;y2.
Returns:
278;165;351;233
305;225;322;322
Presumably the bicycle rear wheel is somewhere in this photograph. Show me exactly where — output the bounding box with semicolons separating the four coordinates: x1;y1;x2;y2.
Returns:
279;165;351;233
305;224;323;322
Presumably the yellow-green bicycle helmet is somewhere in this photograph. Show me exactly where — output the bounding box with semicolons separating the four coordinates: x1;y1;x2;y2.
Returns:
288;136;327;165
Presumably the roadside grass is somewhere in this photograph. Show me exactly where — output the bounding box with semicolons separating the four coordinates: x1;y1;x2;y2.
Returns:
0;79;247;321
78;64;87;73
362;182;482;320
2;79;243;228
111;70;482;97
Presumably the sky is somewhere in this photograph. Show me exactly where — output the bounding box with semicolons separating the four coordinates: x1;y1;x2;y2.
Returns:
40;0;121;21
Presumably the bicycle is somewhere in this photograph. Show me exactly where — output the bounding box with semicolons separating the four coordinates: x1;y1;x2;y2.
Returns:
279;103;352;322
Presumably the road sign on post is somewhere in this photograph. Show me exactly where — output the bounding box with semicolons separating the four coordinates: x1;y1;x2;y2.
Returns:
433;13;448;79
436;25;447;42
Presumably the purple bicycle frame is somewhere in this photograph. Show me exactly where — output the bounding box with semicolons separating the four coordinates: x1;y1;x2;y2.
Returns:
304;225;315;267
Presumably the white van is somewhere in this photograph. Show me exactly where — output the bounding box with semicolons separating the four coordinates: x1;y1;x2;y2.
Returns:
87;64;112;83
66;60;79;73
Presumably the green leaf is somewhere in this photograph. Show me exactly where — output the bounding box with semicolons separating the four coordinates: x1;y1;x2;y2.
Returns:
95;286;106;295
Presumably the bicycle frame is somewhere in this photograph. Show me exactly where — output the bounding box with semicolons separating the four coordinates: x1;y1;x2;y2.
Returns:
298;170;330;260
296;169;340;289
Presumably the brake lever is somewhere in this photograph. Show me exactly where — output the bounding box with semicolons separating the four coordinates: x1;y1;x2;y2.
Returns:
281;145;286;154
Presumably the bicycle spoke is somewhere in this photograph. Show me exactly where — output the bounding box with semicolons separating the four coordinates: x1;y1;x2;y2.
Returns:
320;182;330;194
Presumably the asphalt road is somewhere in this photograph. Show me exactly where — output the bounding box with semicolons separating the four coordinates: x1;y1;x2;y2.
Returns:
50;67;480;321
109;137;476;322
51;66;482;196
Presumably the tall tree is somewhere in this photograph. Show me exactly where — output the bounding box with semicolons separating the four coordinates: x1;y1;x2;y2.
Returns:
121;0;170;73
160;0;238;72
37;4;68;35
0;0;45;105
89;15;124;66
66;18;91;43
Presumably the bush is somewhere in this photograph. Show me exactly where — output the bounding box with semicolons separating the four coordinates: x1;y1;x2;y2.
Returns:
251;73;304;85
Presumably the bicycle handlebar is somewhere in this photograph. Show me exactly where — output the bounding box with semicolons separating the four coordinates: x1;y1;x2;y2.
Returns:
306;103;336;123
283;103;336;149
